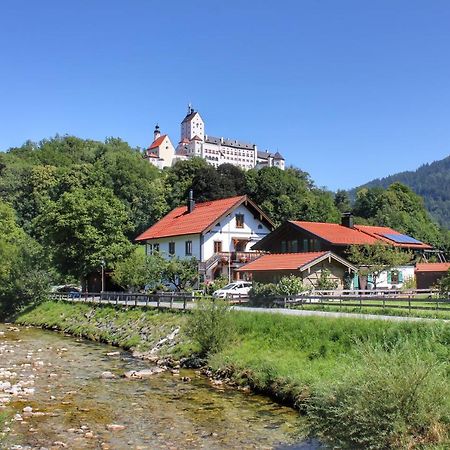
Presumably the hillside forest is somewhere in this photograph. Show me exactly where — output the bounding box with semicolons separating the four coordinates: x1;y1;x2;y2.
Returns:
352;155;450;228
1;136;449;312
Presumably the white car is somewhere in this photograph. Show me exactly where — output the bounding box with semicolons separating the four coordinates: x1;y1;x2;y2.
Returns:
213;281;252;299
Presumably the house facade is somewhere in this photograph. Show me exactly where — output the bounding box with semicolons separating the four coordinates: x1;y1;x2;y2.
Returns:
238;251;357;289
415;263;450;289
251;214;434;289
135;194;274;281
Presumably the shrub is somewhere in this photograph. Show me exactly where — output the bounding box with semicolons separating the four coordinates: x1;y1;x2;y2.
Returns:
437;269;450;298
248;282;279;306
315;269;338;290
276;275;307;296
308;341;450;449
186;298;234;356
203;276;229;295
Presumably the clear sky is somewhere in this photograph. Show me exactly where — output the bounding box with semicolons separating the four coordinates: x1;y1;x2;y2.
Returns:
1;0;449;190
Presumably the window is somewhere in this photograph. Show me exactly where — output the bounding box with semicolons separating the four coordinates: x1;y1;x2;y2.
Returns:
214;241;222;253
185;240;192;256
169;242;175;256
235;214;244;228
153;243;160;253
281;240;287;253
146;244;152;255
258;224;263;229
302;239;309;252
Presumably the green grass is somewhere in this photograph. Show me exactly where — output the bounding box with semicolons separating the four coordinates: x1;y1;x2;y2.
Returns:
15;300;450;448
16;300;189;353
294;303;450;319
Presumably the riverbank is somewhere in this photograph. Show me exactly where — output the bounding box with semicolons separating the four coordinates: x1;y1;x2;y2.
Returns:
15;300;450;449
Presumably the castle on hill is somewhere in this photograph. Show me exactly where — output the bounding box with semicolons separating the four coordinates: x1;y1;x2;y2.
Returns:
144;106;285;171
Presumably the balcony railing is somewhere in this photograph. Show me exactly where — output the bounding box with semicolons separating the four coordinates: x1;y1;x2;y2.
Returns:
199;251;262;272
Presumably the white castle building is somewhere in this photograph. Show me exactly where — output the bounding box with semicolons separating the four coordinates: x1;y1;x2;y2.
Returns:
144;106;285;170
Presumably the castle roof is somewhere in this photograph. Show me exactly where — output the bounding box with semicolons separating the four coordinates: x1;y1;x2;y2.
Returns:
181;111;198;124
148;134;167;149
205;135;255;150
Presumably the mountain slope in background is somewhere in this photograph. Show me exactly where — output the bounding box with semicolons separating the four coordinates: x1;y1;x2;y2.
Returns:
351;155;450;229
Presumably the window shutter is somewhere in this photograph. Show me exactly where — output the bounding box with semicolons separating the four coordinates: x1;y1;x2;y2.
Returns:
353;273;359;289
387;272;392;283
398;271;404;283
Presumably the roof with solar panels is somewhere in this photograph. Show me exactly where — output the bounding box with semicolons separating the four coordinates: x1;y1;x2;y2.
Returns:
353;225;432;249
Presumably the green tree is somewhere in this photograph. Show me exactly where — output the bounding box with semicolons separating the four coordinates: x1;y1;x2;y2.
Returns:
0;200;50;315
163;257;199;291
34;187;133;282
334;189;351;213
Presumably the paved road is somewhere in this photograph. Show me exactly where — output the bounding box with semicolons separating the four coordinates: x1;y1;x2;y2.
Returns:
62;296;449;323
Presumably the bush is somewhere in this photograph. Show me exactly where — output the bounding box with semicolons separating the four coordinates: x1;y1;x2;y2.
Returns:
308;341;450;449
202;276;229;295
277;275;308;296
437;269;450;298
248;282;279;306
315;269;338;290
186;298;234;356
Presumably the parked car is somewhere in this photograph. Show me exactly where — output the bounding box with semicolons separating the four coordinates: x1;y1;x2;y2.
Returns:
213;281;252;299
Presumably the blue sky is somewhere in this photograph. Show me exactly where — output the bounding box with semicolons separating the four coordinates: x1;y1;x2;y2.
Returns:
1;1;449;190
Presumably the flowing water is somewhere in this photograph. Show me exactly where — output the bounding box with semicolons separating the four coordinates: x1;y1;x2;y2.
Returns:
0;324;315;449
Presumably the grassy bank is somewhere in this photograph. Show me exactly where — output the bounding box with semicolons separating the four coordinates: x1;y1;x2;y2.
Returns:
294;304;450;320
15;300;450;449
15;301;189;355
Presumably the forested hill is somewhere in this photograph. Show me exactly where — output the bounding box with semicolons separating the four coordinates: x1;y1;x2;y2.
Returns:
351;155;450;228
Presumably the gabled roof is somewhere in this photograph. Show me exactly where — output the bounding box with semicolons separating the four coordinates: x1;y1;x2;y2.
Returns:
415;263;450;272
135;195;274;241
291;221;378;245
145;151;159;159
179;137;190;144
237;251;357;272
181;111;198;124
148;135;167;149
191;135;203;141
355;225;432;249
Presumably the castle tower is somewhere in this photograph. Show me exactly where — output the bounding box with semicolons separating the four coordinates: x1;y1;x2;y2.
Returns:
180;104;205;142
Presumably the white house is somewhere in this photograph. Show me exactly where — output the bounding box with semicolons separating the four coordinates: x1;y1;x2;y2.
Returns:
135;193;274;281
144;125;176;168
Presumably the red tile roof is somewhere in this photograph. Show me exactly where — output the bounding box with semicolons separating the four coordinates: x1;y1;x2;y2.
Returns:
238;251;356;272
291;221;378;245
355;225;432;249
148;135;167;149
415;263;450;272
238;252;327;271
136;196;248;241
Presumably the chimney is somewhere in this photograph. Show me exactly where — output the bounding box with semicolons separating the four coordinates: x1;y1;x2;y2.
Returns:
154;124;160;141
341;212;353;228
187;190;195;213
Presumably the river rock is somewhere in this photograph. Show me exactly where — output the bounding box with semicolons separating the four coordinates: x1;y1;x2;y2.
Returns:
106;351;120;357
106;424;126;431
123;367;165;379
180;356;206;369
100;371;116;379
23;406;33;413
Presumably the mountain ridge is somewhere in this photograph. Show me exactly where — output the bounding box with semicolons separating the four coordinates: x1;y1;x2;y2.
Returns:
350;155;450;229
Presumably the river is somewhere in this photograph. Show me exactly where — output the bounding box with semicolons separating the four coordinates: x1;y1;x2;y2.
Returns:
0;324;315;449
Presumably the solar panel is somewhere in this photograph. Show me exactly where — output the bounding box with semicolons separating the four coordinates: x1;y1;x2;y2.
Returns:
381;233;423;244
